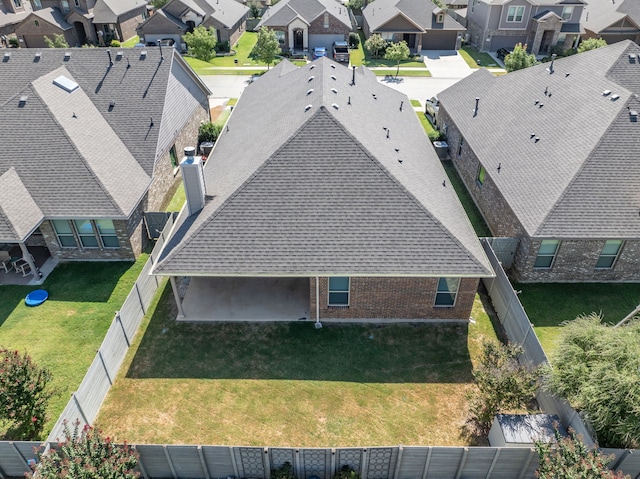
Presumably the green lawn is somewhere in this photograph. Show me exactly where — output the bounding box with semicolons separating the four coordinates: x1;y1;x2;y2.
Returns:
97;286;497;446
0;258;147;439
441;163;492;237
515;283;640;360
459;46;499;69
374;69;431;77
121;35;140;48
351;31;426;68
410;99;421;107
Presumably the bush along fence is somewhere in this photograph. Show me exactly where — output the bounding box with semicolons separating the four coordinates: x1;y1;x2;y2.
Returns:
479;238;640;478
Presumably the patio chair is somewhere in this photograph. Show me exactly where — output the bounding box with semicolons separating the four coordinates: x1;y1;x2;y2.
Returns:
0;251;11;273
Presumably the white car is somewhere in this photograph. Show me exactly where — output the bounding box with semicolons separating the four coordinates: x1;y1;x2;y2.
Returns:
425;96;439;123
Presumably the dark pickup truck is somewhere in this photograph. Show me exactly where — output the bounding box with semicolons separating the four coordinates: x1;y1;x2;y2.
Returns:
333;41;350;63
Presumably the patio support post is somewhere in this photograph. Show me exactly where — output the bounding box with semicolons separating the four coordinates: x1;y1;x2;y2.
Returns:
170;276;185;318
18;242;37;276
315;276;321;328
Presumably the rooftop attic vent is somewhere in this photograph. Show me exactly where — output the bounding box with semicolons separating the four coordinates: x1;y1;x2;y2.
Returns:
3;52;10;61
308;76;314;82
310;64;315;69
603;90;611;96
331;64;336;69
305;104;312;111
330;75;336;80
611;94;620;101
116;51;123;59
332;103;339;109
307;88;314;95
630;110;638;121
140;50;147;59
19;95;27;106
34;52;41;61
630;53;637;60
53;75;79;93
331;88;338;94
64;51;71;60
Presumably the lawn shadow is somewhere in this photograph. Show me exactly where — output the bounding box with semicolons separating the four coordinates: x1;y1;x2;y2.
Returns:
126;284;474;383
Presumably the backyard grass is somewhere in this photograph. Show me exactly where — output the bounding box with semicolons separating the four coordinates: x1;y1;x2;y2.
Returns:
121;35;140;48
0;258;147;438
374;69;431;77
410;99;421;107
514;283;640;360
97;286;498;446
459;46;498;69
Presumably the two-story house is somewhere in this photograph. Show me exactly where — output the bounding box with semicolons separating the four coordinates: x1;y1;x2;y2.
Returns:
581;0;640;46
0;0;32;37
466;0;585;56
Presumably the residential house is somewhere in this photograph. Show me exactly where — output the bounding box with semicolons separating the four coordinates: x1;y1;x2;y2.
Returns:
256;0;351;53
362;0;466;52
581;0;640;45
0;0;32;36
14;0;147;47
437;41;640;282
465;0;585;56
151;57;494;322
0;48;210;275
137;0;249;51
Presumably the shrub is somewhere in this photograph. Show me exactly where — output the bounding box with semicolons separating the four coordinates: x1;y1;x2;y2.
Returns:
216;41;230;53
198;122;223;145
348;32;360;49
29;420;139;479
334;465;361;479
0;347;57;440
271;462;296;479
9;36;19;48
110;39;121;47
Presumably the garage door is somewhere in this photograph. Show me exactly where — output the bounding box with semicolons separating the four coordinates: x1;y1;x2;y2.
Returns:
22;35;48;48
423;31;458;50
490;35;528;51
308;33;346;53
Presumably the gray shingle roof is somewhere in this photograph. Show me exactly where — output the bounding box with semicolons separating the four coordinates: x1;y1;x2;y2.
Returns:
32;7;73;29
582;0;640;35
92;0;147;23
257;0;350;30
363;0;465;33
152;0;248;32
0;168;44;242
438;40;640;239
153;58;493;277
0;2;30;29
0;48;209;229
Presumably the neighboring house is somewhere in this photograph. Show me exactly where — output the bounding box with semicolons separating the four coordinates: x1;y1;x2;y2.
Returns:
151;57;494;322
0;0;32;36
581;0;640;45
465;0;585;56
362;0;466;51
447;0;468;10
0;48;210;273
256;0;351;53
437;40;640;283
14;0;147;47
137;0;248;50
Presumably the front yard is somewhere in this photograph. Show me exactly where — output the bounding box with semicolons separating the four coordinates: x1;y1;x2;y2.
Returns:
96;285;497;446
0;258;146;438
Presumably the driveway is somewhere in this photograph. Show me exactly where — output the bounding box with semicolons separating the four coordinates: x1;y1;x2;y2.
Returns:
422;50;474;79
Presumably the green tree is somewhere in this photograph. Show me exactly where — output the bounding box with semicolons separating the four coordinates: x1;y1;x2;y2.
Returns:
44;34;69;48
0;347;57;440
347;0;364;11
535;428;630;479
504;42;536;72
467;341;542;433
249;1;261;18
184;25;217;61
198;121;223;146
384;40;410;77
544;313;640;448
150;0;168;8
364;33;386;58
252;27;281;69
578;37;607;53
30;420;139;479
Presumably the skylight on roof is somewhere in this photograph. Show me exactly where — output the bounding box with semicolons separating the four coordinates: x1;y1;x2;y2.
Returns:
53;75;79;93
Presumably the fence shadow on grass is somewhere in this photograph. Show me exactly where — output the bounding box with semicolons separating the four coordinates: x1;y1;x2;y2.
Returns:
126;283;474;383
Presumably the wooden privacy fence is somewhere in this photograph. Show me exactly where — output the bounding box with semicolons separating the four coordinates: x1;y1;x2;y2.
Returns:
46;213;176;444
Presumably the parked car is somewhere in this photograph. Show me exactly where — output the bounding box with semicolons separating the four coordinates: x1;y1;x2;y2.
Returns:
313;47;327;59
497;48;511;61
425;96;439;122
332;41;350;63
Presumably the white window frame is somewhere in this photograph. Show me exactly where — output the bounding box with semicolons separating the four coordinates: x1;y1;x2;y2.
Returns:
328;277;350;307
275;30;285;44
534;240;560;269
561;6;573;21
506;5;525;22
437;13;444;23
435;277;460;307
381;32;394;41
595;240;623;269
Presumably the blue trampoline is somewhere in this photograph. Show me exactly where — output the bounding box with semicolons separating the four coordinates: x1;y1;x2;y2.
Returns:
25;289;48;307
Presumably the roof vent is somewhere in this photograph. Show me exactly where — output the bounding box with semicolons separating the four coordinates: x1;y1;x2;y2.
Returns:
64;51;71;60
3;52;10;61
331;64;336;69
53;75;79;93
19;95;27;106
630;110;638;121
308;76;314;82
307;88;314;95
304;104;312;111
34;52;41;61
116;51;123;59
332;103;339;109
602;90;611;96
140;50;147;59
310;64;315;70
330;75;336;80
611;94;620;101
629;53;637;61
331;88;338;94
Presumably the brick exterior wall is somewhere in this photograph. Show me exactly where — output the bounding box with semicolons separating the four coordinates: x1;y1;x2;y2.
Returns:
15;15;78;47
439;105;640;283
116;9;146;42
307;13;350;37
205;15;247;45
309;277;479;321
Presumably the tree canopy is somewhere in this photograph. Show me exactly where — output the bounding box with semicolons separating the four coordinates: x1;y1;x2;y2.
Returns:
184;25;217;61
504;43;536;72
44;34;69;48
364;33;386;58
252;27;281;69
578;37;608;53
384;40;410;77
544;313;640;448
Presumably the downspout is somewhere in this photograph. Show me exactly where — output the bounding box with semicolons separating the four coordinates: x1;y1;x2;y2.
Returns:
315;276;322;329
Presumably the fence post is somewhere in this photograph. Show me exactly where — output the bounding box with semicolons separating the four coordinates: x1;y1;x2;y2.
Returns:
163;445;178;479
517;448;536;479
97;349;112;385
264;448;271;479
72;392;90;425
454;447;468;479
10;442;28;476
485;448;501;479
137;452;150;479
134;283;146;315
393;446;403;479
197;446;211;479
116;312;130;347
230;446;239;478
421;447;432;479
330;448;336;476
361;449;368;479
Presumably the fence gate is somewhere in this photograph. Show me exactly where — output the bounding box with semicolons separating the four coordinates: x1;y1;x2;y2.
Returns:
484;237;519;269
144;212;173;240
